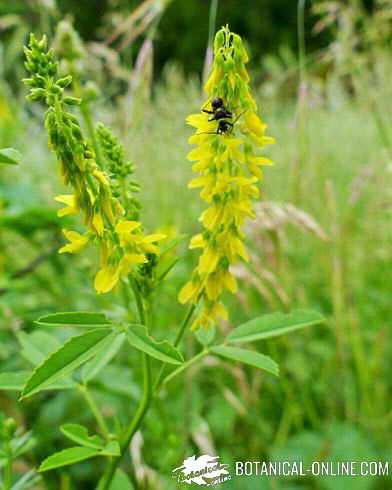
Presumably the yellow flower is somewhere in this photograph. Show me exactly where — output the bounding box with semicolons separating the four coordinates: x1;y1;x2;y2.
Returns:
55;195;78;217
59;229;89;254
91;213;105;236
178;26;274;328
178;279;202;304
94;263;122;294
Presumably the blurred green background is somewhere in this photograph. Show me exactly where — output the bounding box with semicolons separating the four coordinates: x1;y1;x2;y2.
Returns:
1;0;392;489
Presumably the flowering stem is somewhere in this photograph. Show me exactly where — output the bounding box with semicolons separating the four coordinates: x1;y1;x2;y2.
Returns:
78;384;110;439
73;77;104;168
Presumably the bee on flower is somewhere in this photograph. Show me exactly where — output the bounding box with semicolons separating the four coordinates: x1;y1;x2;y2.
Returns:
179;26;274;329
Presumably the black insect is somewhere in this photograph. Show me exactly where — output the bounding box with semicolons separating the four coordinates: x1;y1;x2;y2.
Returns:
202;97;232;122
197;109;247;136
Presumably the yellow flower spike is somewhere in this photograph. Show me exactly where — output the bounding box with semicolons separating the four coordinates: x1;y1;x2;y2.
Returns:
59;229;89;254
179;26;274;328
55;195;78;217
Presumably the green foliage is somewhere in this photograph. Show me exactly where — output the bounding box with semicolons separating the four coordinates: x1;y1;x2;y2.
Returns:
0;147;21;165
20;329;116;398
125;325;184;365
210;346;279;376
107;469;135;490
36;311;113;328
226;310;324;343
60;424;104;449
39;446;102;472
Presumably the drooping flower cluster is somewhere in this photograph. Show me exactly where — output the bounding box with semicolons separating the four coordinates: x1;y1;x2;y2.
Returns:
24;34;165;294
179;26;274;329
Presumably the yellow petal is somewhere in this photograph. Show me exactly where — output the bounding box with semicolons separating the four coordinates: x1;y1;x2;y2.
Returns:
250;156;274;166
55;195;75;206
189;234;205;249
125;253;147;264
94;265;120;294
198;248;219;275
142;233;167;243
245;112;266;137
115;220;141;234
178;280;199;304
188;176;210;189
59;229;89;254
141;243;160;254
92;213;104;236
187;145;213;162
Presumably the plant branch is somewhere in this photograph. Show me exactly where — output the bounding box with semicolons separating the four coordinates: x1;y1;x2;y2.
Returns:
78;385;110;439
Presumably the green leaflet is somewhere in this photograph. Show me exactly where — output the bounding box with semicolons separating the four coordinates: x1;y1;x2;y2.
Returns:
125;325;183;365
226;309;325;344
36;311;113;328
39;447;101;472
0;148;22;165
82;332;125;383
0;371;75;391
0;372;31;391
60;424;104;449
20;329;116;399
210;346;279;376
17;331;62;365
108;469;135;489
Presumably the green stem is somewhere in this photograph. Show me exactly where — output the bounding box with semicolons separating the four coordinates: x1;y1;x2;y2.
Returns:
98;353;151;490
153;303;196;392
160;349;208;388
129;277;146;325
4;441;13;490
72;77;104;168
98;278;150;490
79;385;110;439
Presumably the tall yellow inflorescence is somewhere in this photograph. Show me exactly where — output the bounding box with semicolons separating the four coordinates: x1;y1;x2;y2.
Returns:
179;26;274;329
23;34;165;295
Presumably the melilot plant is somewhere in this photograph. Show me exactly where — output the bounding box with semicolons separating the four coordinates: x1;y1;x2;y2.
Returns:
3;27;325;489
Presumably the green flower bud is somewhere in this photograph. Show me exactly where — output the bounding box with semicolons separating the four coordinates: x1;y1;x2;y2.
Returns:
56;75;73;88
63;96;81;106
27;87;47;101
